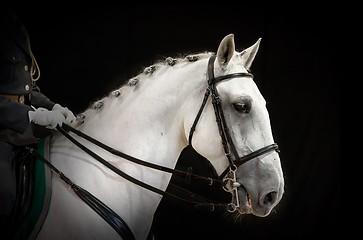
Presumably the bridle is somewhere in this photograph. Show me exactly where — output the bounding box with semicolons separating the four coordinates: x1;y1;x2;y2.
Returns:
32;54;279;239
188;54;279;212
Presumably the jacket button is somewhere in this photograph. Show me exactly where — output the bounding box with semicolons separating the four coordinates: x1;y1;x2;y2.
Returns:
24;65;29;71
25;85;30;90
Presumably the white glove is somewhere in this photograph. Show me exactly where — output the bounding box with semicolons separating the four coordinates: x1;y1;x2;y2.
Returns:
28;107;66;129
52;103;76;126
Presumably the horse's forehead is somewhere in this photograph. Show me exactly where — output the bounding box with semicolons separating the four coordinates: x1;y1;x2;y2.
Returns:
214;57;263;100
218;77;265;103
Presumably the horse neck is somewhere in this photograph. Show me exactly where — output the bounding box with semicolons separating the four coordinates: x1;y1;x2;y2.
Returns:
45;58;210;240
77;57;208;169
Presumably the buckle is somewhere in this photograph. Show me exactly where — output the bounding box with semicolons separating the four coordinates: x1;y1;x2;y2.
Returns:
18;95;25;104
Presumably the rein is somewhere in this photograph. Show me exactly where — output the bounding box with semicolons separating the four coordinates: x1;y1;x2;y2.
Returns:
56;124;230;209
34;124;236;239
34;125;229;240
59;124;223;189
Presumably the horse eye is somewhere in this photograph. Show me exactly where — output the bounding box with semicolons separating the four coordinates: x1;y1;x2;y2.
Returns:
233;102;251;113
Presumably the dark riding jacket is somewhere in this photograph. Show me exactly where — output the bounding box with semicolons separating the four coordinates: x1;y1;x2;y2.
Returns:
0;8;55;145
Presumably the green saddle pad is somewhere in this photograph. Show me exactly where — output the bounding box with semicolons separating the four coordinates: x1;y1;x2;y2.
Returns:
14;137;52;240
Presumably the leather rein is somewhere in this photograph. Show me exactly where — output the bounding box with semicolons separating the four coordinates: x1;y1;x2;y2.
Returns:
34;54;279;239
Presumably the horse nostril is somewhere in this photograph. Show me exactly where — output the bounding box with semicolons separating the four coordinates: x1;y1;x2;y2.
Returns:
262;191;277;206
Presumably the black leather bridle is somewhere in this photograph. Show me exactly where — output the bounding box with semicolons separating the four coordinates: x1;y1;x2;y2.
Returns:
34;54;279;239
188;54;279;211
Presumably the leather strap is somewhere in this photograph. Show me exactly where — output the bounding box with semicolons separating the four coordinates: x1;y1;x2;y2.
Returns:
0;94;25;103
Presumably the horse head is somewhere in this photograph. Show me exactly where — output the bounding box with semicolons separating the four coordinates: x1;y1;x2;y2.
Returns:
186;34;284;217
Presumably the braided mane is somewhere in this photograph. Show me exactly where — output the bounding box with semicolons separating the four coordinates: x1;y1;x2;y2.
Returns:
75;52;212;124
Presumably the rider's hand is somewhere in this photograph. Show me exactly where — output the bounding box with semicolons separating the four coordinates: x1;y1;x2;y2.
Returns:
28;107;66;129
52;103;76;126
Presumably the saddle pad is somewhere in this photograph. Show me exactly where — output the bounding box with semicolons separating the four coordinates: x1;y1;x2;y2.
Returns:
14;137;52;240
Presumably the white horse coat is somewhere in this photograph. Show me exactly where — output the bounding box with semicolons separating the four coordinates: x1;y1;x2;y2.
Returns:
25;34;285;240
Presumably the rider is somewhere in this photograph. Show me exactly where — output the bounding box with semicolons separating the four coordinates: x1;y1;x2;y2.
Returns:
0;7;76;237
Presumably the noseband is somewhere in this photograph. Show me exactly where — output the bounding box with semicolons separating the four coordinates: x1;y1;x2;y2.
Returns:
188;54;279;211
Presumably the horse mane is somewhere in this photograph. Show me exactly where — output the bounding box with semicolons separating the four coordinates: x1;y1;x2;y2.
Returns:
75;51;213;124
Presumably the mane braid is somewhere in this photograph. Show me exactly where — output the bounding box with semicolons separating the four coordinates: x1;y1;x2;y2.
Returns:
75;52;213;125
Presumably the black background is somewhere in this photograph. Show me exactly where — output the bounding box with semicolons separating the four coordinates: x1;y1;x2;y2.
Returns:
13;4;339;239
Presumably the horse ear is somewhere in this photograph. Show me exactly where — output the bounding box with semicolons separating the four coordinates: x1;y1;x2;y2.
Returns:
216;34;235;69
241;38;261;70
